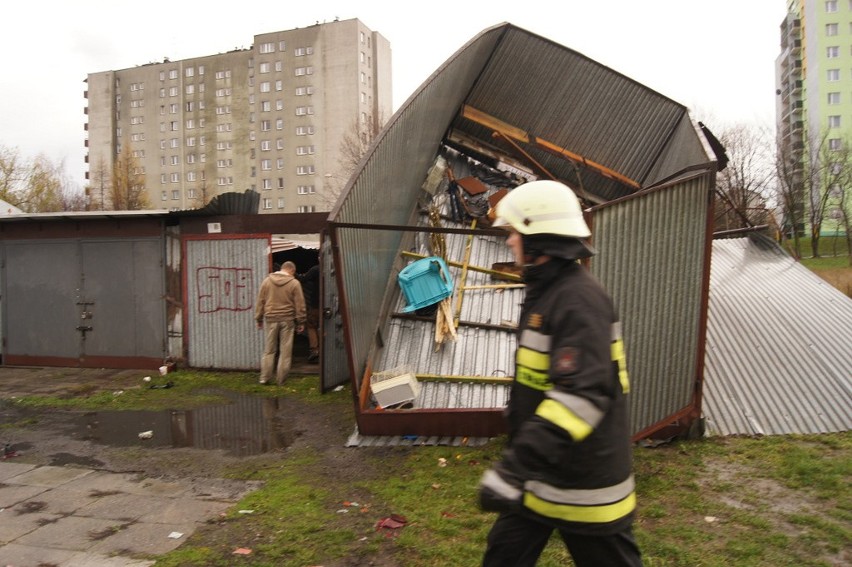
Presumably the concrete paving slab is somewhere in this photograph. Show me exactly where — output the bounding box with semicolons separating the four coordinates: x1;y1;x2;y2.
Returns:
14;514;119;552
89;519;197;556
0;461;35;482
0;541;80;566
0;484;48;509
0;511;62;544
77;492;174;522
137;495;232;524
17;485;102;516
61;470;190;498
4;465;94;488
63;550;156;566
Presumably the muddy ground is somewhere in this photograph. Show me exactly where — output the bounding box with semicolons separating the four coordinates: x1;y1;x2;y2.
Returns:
0;366;361;482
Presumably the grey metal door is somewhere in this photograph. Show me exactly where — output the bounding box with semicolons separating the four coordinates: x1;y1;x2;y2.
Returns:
321;238;349;392
185;237;268;369
3;238;166;366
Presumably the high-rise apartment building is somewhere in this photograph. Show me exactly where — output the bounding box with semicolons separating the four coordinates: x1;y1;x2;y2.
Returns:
85;19;392;213
776;0;848;234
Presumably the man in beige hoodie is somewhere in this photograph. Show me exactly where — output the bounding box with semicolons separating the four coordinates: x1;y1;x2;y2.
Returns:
255;261;306;385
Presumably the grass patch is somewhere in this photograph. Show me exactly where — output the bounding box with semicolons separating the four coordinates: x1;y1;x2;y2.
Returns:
7;370;325;411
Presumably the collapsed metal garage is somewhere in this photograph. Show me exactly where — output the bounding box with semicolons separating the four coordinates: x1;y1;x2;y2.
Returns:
326;23;722;441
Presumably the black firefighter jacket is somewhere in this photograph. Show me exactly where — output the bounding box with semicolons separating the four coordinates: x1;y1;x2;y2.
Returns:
479;258;636;535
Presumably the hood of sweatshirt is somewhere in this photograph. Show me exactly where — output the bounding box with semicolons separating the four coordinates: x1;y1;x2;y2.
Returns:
269;272;295;286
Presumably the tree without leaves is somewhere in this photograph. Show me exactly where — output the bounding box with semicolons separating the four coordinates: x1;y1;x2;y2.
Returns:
320;114;384;210
110;144;150;210
713;124;774;233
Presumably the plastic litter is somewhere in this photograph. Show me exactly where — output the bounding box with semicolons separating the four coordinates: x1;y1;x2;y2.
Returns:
138;430;153;439
232;547;252;555
168;531;183;539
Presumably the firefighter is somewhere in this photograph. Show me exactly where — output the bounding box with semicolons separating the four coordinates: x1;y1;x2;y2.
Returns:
479;180;643;567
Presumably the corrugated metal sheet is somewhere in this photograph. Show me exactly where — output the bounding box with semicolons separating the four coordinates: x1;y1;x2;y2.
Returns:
328;23;718;438
330;26;503;384
703;235;852;436
591;174;713;434
184;237;268;369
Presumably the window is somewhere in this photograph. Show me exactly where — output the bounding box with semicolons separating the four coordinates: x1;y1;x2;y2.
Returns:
215;70;231;80
277;158;285;169
827;46;840;58
276;118;284;129
188;188;196;198
171;173;180;183
259;62;271;73
260;82;271;92
295;106;314;116
170;138;179;148
262;179;273;190
261;119;271;131
297;185;315;194
360;51;365;63
278;178;285;189
276;99;284;110
261;159;272;170
298;205;316;213
826;23;839;36
185;84;195;95
828;92;841;104
169;103;178;114
169;69;178;80
296;165;315;175
171;155;179;165
216;105;231;114
294;66;313;76
259;42;275;54
828;69;840;81
274;79;282;91
159;71;166;81
829;138;842;150
169;86;178;96
294;46;314;56
185;101;194;112
829;115;842;128
159;88;166;98
187;136;196;147
295;86;314;96
187;153;196;164
160;175;167;184
275;60;283;72
186;119;195;129
827;0;838;11
217;141;233;150
217;158;233;168
278;198;285;209
296;145;315;155
186;67;194;77
187;171;196;181
172;190;180;200
277;138;285;149
278;40;286;51
261;140;271;151
161;190;168;200
262;198;272;210
360;71;366;84
261;100;271;111
296;125;314;135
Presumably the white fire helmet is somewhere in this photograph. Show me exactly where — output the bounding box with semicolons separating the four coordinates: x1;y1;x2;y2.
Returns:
493;180;591;238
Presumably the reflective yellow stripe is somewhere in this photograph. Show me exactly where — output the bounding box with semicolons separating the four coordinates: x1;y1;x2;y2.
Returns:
524;490;636;524
536;398;593;441
517;346;548;370
516;366;551;391
611;338;630;394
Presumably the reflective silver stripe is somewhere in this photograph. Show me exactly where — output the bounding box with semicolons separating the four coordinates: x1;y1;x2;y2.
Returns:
546;390;605;428
501;198;574;227
480;469;522;501
525;475;635;506
612;321;622;341
519;329;550;352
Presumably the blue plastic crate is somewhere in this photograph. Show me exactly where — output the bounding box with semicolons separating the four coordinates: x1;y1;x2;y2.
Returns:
398;256;454;313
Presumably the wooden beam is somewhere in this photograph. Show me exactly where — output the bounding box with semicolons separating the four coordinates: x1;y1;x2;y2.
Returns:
461;105;641;189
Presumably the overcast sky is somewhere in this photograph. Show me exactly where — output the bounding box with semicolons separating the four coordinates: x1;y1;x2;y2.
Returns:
1;0;787;190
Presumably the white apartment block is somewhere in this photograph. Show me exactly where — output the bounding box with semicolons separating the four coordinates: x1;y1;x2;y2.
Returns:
85;18;392;213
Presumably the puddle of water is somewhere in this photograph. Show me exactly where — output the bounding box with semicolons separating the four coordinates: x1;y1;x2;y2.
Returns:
4;390;299;457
